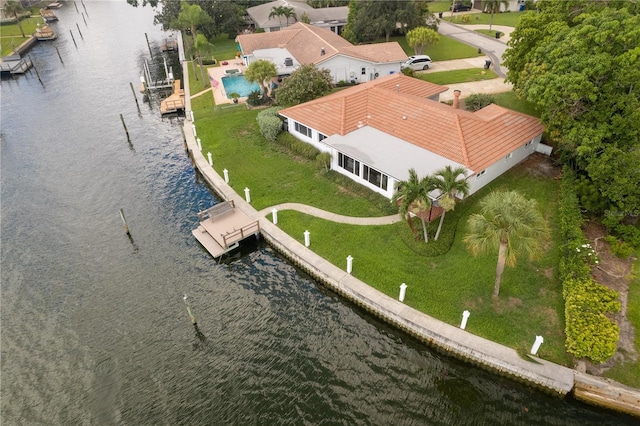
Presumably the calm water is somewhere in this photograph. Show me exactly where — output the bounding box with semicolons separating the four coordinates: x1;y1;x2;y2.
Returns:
1;2;636;425
221;75;260;98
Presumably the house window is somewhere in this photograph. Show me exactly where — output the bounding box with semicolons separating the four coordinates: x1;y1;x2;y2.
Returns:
476;170;486;178
525;140;533;147
338;153;360;176
318;133;327;142
294;122;312;137
363;165;388;190
505;152;512;160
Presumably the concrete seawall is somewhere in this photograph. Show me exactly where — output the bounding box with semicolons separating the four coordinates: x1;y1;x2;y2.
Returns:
179;58;640;417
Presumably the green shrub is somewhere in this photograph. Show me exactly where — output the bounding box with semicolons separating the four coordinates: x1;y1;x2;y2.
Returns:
256;116;282;141
316;152;331;172
276;132;320;160
605;235;635;259
401;67;415;77
564;278;620;363
247;90;264;107
464;93;495;111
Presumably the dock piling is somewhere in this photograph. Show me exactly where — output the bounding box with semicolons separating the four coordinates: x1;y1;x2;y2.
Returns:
69;30;77;48
119;208;130;235
81;0;88;16
76;23;83;39
74;1;79;13
129;82;140;111
120;114;130;141
28;55;43;86
82;12;87;26
144;33;153;58
55;47;64;64
183;294;197;325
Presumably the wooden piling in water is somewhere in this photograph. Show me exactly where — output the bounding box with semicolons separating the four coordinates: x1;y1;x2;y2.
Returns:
144;33;153;58
55;47;64;64
82;12;87;26
28;55;43;85
69;30;77;48
74;1;79;13
120;114;130;141
81;0;88;16
76;23;83;39
119;208;130;235
129;82;140;111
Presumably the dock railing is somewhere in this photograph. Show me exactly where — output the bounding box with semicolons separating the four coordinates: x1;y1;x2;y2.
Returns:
221;220;260;248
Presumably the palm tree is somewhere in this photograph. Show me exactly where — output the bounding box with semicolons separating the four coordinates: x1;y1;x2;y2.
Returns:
392;168;434;243
268;6;285;27
172;1;213;50
244;59;277;98
481;0;509;31
190;33;216;88
463;191;549;298
4;1;26;38
432;165;470;241
281;6;297;26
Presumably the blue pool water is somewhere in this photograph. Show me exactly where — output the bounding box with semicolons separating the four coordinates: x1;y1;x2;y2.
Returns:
222;75;260;98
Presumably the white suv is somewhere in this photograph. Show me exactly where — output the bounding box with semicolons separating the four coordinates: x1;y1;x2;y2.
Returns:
401;55;433;71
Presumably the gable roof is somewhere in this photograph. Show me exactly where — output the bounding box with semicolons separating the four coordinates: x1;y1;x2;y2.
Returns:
236;22;407;66
279;74;544;173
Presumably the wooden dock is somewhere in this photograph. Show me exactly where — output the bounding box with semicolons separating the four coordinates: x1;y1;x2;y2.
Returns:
160;80;185;114
192;201;260;258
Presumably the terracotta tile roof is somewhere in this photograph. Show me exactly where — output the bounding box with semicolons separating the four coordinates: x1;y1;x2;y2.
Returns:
237;23;406;66
279;74;544;173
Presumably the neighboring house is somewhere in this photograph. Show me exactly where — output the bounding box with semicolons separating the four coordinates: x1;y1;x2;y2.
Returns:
279;74;545;199
236;22;407;83
473;0;526;12
246;0;348;33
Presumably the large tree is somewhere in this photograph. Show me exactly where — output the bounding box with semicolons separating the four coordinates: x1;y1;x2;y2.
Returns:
275;64;333;107
190;32;216;88
406;27;440;56
244;60;277;98
503;1;640;215
172;1;213;49
481;0;509;31
343;0;429;43
4;1;25;38
392;169;435;244
463;191;549;298
432;165;469;241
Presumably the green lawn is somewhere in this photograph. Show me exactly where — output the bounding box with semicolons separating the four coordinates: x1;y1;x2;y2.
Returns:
391;34;482;61
418;68;498;85
492;92;541;117
475;29;505;39
0;17;42;56
444;11;526;27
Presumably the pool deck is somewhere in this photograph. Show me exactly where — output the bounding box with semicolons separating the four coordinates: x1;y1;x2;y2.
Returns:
208;61;249;106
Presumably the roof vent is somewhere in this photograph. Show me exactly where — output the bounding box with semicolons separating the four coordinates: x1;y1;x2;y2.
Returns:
321;47;325;56
284;57;293;66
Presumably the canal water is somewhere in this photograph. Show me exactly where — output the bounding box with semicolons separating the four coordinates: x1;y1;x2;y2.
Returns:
0;2;635;425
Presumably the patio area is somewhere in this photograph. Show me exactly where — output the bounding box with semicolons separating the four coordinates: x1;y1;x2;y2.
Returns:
208;60;249;105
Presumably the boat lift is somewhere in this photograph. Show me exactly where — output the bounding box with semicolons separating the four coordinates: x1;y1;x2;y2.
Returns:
140;56;174;93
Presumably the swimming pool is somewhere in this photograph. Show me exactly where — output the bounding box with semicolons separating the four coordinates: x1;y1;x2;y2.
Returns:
221;75;260;98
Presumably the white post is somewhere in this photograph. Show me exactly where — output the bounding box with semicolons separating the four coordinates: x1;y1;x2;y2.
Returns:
304;230;310;247
530;336;544;355
399;283;407;302
346;255;353;274
223;168;229;183
460;310;470;330
190;110;194;122
207;152;213;166
196;137;202;151
192;124;197;137
271;208;278;225
244;187;251;203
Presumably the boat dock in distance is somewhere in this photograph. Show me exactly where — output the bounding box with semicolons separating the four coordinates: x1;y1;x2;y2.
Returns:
192;201;260;258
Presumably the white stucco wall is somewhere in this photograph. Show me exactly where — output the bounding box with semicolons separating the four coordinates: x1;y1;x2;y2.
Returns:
467;134;542;195
318;55;403;84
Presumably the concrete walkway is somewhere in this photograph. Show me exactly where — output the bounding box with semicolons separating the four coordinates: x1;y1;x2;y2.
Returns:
258;203;401;225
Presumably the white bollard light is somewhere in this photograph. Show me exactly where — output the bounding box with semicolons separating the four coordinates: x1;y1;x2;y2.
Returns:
399;283;407;302
244;187;251;203
197;137;202;151
207;152;213;167
192;124;197;137
304;230;310;247
190;110;195;122
460;310;470;330
346;255;353;274
271;208;278;225
223;168;229;183
530;335;544;355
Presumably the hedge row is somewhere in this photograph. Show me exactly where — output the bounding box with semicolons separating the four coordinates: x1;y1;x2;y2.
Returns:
559;168;620;363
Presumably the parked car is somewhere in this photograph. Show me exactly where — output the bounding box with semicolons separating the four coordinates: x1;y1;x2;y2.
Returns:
401;55;433;71
450;3;472;12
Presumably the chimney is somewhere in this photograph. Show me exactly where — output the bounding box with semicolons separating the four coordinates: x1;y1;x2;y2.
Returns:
321;47;325;56
452;90;461;109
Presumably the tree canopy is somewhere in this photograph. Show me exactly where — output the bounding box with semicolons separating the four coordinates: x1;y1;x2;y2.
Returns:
406;27;440;56
503;0;640;214
343;0;430;43
244;60;278;98
392;169;435;243
275;65;333;107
